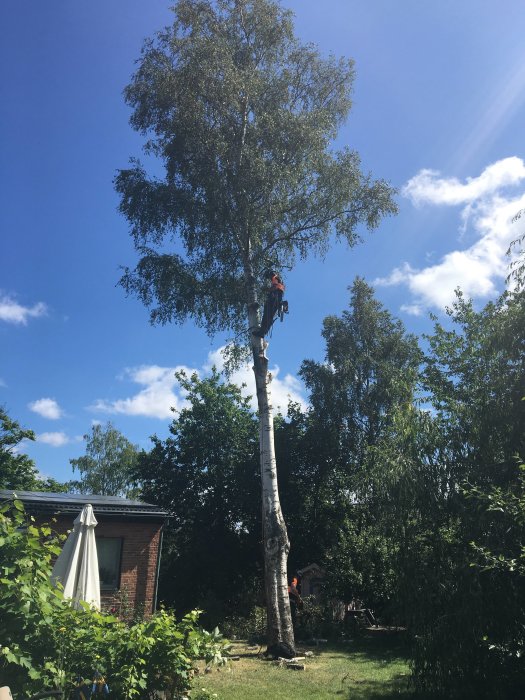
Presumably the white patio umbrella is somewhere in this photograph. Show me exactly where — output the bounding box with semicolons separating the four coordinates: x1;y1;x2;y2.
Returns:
52;503;101;610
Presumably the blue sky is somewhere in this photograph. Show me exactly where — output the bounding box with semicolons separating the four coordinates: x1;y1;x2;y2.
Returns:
2;0;525;483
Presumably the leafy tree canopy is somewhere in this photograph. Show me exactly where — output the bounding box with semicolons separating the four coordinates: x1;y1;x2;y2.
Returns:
0;407;39;490
274;281;422;598
507;210;525;290
116;0;397;340
301;278;422;471
136;369;261;621
69;422;139;497
423;288;525;488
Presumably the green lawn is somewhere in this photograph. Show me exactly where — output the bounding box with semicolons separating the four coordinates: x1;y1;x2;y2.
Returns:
195;631;414;700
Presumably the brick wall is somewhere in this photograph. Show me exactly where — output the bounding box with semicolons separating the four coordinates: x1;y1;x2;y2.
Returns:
42;514;163;617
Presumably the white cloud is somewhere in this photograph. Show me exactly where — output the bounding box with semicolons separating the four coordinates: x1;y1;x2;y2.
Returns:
206;347;307;413
400;303;424;317
0;294;47;325
90;364;196;419
29;398;63;420
403;157;525;206
90;349;307;420
377;158;525;312
37;432;71;447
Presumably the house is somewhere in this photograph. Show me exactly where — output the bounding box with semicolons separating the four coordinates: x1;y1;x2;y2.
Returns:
297;563;350;622
0;489;167;617
297;563;326;599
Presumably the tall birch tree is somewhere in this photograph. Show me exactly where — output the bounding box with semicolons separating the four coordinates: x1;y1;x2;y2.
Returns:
115;0;396;652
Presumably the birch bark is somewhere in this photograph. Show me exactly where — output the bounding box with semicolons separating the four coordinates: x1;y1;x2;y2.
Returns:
247;297;295;652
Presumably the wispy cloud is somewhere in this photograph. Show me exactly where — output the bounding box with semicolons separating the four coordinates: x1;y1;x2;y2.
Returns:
29;398;63;420
90;348;307;420
0;294;47;325
402;157;525;207
376;158;525;313
90;364;196;419
37;432;72;447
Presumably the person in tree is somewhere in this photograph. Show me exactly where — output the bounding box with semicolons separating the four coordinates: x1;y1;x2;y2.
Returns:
253;270;287;337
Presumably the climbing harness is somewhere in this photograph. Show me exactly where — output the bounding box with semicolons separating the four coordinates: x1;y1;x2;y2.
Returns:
267;298;289;338
253;270;289;338
278;299;289;323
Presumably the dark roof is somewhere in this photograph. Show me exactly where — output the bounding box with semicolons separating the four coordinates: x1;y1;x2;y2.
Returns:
0;489;168;520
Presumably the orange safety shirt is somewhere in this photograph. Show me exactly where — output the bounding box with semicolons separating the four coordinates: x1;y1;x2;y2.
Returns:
271;274;285;292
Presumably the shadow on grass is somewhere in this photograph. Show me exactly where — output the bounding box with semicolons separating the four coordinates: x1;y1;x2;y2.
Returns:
300;628;411;663
303;631;418;699
338;676;415;699
354;629;410;657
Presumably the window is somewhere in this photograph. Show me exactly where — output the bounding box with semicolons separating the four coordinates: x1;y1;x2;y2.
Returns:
96;537;122;590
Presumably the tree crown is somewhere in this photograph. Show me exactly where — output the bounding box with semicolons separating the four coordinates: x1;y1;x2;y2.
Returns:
116;0;397;338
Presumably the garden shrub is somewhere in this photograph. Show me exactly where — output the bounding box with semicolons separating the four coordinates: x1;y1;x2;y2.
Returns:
0;497;66;692
409;467;525;699
191;690;219;700
294;595;343;641
221;606;267;643
0;498;230;699
221;596;346;644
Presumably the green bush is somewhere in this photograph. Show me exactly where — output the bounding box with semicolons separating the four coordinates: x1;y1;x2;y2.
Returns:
409;466;525;699
191;689;219;700
0;497;67;692
0;498;230;699
294;595;344;641
221;596;346;644
221;606;267;643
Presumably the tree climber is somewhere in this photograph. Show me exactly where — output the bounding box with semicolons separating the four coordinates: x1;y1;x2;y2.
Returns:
253;269;288;337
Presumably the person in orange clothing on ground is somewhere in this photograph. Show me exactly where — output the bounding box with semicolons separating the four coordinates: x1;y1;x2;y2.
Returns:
288;575;303;626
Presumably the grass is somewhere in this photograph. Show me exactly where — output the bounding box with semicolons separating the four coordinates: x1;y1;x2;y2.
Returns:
195;630;414;700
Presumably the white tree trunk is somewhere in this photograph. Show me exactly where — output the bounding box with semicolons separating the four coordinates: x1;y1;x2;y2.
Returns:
248;304;295;652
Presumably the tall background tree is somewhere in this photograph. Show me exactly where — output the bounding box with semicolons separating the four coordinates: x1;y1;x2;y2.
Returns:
69;422;139;497
283;279;423;608
115;0;396;651
136;370;261;625
404;288;525;698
